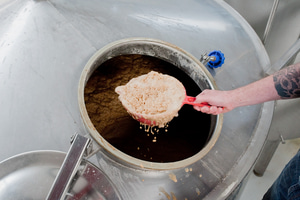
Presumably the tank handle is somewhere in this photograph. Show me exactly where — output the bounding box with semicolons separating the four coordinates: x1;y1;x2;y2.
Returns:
46;134;92;200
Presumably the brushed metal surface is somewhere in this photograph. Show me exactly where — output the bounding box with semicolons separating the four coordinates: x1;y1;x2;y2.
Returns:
0;0;273;199
0;150;121;200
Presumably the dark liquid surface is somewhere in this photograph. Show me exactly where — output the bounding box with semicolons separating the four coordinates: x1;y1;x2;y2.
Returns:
84;55;211;162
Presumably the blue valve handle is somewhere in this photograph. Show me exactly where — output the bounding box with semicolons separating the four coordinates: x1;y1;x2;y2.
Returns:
208;50;225;68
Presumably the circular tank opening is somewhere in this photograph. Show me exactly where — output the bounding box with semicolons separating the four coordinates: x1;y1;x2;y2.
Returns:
84;54;211;163
78;38;222;170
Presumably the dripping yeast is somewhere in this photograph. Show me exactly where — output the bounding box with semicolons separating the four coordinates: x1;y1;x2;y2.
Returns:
139;123;169;142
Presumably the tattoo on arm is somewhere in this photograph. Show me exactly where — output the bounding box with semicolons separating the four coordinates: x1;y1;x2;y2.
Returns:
273;64;300;98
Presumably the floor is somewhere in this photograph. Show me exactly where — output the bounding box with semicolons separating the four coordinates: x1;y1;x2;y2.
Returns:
238;138;300;200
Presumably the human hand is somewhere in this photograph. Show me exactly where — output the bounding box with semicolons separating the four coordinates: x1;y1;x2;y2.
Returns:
193;89;234;115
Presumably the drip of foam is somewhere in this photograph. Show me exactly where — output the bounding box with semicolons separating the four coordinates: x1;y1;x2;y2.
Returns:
139;122;169;142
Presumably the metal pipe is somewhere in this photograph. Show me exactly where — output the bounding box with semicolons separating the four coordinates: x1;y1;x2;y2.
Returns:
266;37;300;75
262;0;280;44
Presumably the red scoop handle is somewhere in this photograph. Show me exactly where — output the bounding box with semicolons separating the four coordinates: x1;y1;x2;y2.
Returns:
183;96;210;107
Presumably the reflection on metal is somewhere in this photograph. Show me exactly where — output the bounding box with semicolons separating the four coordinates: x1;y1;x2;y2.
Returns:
0;151;121;200
132;13;228;31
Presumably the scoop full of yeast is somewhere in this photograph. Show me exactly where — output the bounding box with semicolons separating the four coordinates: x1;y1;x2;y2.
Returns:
115;71;186;128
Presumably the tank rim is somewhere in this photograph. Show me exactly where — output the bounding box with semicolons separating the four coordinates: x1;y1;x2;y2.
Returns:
78;37;223;170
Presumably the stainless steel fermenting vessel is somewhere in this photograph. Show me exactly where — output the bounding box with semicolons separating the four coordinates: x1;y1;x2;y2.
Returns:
0;0;274;199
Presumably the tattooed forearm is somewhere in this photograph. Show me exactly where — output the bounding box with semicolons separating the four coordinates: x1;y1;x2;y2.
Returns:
273;63;300;98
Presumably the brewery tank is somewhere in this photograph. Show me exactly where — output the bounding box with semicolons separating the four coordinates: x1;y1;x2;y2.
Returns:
0;0;274;199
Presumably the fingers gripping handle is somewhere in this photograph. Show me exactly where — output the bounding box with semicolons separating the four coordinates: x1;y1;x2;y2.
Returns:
183;96;210;107
183;96;224;110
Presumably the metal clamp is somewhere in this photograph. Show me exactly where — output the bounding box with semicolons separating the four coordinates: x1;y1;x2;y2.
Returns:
200;53;216;66
200;50;225;68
